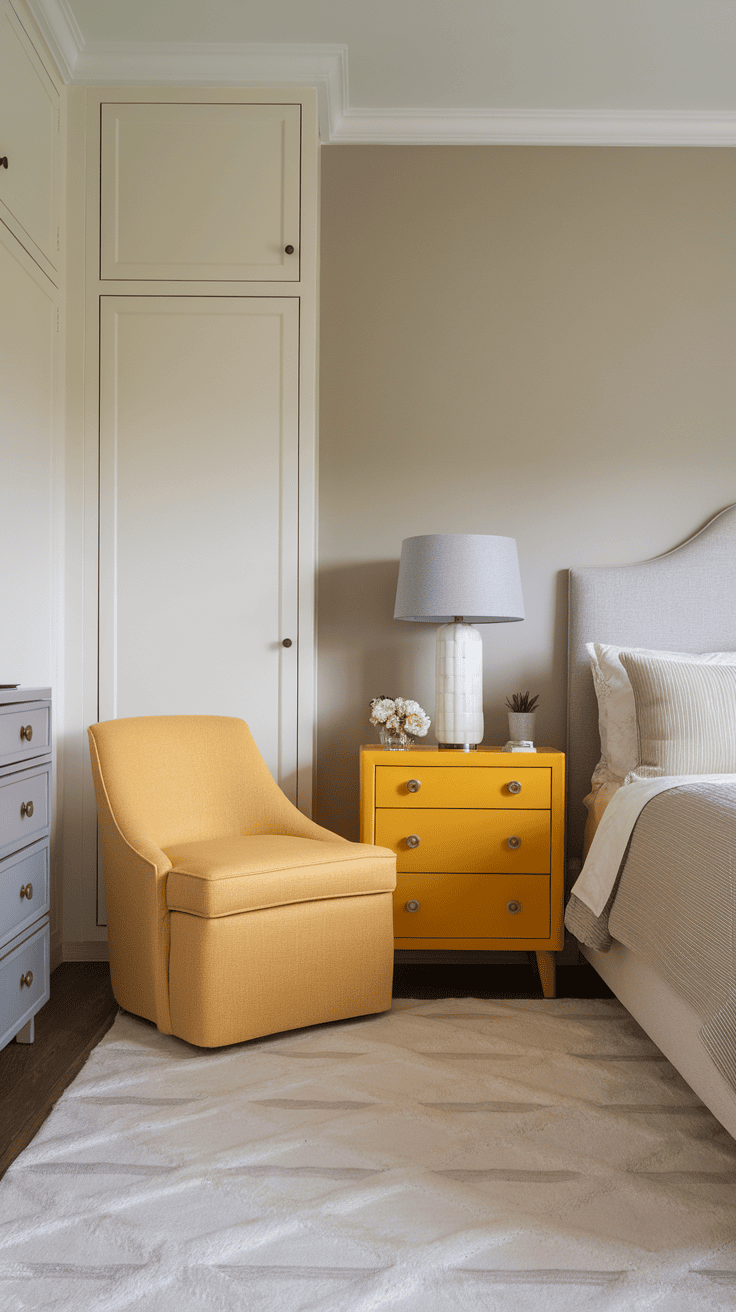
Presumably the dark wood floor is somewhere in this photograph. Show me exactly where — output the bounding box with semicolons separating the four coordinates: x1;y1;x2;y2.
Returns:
0;962;117;1180
0;957;611;1180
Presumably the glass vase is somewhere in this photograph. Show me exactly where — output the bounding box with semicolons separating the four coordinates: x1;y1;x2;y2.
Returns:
379;728;409;750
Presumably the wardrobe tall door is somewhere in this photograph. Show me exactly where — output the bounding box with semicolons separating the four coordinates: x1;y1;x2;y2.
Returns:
0;227;56;683
98;297;299;796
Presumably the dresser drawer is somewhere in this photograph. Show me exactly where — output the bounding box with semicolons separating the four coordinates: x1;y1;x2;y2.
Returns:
0;765;50;860
394;873;550;939
375;765;551;809
376;808;550;874
0;702;51;768
0;919;49;1051
0;839;49;948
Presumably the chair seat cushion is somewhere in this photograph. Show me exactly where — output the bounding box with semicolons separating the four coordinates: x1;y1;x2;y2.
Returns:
164;834;397;919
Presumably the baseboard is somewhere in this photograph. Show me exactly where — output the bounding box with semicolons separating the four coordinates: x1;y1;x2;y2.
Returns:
62;941;110;962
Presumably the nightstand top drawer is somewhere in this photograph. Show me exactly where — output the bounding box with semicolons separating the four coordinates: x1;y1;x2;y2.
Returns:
375;765;551;809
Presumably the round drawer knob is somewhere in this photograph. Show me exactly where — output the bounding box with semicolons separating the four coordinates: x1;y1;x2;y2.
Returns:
20;724;33;741
507;900;522;915
20;800;34;819
507;835;521;849
20;971;33;988
405;899;421;913
406;778;422;793
284;244;295;254
405;834;421;848
20;883;33;900
507;780;522;794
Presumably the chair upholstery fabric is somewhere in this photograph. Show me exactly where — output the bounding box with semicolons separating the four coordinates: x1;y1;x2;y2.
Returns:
165;834;396;919
88;716;397;1046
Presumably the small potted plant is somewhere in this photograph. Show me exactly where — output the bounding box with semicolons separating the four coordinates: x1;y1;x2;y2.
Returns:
505;691;539;746
369;696;431;750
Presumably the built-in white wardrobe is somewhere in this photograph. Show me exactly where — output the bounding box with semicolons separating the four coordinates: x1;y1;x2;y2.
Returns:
0;0;62;966
64;87;318;947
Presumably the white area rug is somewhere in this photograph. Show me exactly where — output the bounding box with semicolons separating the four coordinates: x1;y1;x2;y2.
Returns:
2;997;736;1311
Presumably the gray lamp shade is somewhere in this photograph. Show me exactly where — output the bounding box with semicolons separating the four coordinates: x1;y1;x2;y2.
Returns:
394;534;525;624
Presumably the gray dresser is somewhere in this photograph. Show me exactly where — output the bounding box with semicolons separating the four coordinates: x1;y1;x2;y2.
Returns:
0;687;51;1050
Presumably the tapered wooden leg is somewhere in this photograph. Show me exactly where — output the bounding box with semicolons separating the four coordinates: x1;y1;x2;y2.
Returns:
535;951;556;999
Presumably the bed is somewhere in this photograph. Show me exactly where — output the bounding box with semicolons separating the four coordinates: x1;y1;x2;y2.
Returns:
565;503;736;1140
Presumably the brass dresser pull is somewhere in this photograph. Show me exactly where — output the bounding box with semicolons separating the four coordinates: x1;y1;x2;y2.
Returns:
507;900;522;915
405;834;421;848
405;900;421;913
20;971;33;988
507;779;521;794
507;835;521;849
20;724;33;741
20;883;33;900
406;778;422;793
20;800;34;819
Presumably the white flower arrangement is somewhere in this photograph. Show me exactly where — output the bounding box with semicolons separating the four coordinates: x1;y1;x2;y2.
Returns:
369;696;431;738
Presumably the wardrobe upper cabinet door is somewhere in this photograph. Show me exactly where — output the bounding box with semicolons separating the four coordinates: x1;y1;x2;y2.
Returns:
100;103;301;281
0;0;59;277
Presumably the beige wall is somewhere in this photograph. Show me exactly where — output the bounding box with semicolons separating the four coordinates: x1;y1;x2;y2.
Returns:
317;145;736;839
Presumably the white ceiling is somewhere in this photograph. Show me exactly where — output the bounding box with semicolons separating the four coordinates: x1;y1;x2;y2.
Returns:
27;0;736;144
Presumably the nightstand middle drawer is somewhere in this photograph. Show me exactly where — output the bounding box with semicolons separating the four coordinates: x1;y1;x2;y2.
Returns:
375;808;551;873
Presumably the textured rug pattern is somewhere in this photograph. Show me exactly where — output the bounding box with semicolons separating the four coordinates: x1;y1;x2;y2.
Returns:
1;998;736;1310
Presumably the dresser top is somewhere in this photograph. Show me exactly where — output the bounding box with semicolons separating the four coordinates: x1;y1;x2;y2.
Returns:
0;687;51;707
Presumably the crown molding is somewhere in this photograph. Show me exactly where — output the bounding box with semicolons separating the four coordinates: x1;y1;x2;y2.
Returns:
20;4;736;147
23;0;83;82
330;106;736;146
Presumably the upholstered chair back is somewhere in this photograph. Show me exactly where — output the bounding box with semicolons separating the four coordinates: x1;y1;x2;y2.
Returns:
88;715;309;850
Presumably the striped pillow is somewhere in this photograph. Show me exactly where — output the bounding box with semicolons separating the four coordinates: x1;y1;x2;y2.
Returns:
619;653;736;778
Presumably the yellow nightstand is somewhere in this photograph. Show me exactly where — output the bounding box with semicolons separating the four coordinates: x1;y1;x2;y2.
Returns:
360;745;565;998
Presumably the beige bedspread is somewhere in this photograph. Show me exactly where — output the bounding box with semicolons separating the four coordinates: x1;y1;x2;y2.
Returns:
566;780;736;1094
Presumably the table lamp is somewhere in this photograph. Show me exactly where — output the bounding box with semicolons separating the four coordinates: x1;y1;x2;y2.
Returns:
394;533;525;750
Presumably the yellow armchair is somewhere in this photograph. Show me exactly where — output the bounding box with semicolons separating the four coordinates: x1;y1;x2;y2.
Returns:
88;715;397;1047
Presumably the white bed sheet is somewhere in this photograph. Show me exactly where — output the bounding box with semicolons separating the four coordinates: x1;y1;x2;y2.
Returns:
571;773;736;917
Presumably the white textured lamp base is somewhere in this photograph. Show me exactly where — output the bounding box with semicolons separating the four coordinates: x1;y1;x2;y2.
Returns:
435;622;484;748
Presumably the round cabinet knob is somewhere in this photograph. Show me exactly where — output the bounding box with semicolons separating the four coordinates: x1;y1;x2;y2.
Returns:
406;778;422;793
284;245;295;254
20;800;34;819
507;835;521;849
405;900;421;913
20;883;33;900
20;724;33;741
282;638;293;647
20;971;33;988
507;780;521;794
507;900;522;915
405;834;421;848
0;157;8;169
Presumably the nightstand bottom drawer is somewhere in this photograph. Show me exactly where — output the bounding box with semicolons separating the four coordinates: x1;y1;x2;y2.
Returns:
393;873;550;939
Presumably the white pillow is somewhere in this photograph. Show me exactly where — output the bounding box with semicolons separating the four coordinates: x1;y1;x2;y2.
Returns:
586;642;736;785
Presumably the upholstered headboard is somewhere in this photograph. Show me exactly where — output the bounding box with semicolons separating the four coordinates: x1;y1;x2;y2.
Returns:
566;504;736;866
